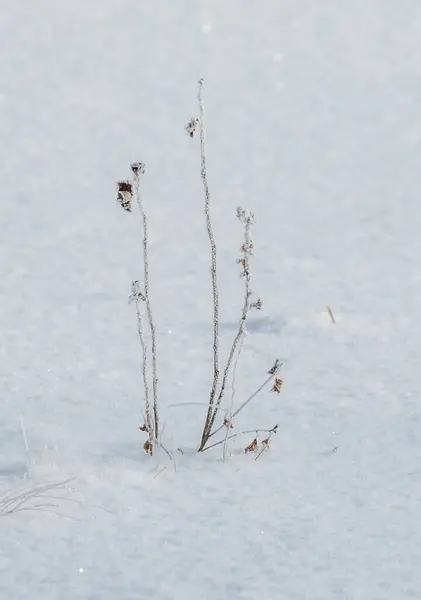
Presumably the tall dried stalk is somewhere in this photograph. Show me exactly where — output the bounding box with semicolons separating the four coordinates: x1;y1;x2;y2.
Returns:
196;78;220;451
131;162;159;442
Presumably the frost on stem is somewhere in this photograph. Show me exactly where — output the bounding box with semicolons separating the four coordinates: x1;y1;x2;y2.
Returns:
129;280;153;444
204;206;260;444
131;162;160;442
192;79;221;451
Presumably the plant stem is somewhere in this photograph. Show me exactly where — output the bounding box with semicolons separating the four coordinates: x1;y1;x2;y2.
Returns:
133;170;159;440
197;77;220;451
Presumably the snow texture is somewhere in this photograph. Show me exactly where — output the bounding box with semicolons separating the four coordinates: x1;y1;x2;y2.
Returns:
1;1;421;598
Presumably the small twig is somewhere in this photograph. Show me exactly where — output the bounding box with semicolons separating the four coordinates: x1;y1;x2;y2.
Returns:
208;362;282;441
159;443;173;461
202;425;278;453
153;466;167;480
326;305;336;324
223;335;245;461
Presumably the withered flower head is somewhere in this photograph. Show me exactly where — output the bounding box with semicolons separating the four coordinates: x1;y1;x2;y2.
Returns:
131;162;146;176
185;118;199;138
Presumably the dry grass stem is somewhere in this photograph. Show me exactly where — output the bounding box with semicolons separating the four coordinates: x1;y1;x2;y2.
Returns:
129;281;152;442
327;305;336;324
205;208;256;443
131;162;160;442
194;78;221;451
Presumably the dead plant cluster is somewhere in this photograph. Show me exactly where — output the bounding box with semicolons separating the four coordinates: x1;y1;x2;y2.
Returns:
116;79;283;459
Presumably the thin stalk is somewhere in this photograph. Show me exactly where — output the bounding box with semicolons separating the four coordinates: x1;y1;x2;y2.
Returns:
207;370;279;443
202;426;277;453
133;290;152;440
198;77;220;451
133;167;159;440
205;210;253;442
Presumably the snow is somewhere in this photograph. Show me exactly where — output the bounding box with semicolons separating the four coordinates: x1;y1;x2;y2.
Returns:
2;0;421;598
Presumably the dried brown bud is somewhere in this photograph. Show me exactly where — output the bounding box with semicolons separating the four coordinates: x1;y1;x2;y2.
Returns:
130;162;145;175
271;376;283;393
185;118;199;138
143;440;153;456
116;180;133;212
117;181;133;193
245;438;258;453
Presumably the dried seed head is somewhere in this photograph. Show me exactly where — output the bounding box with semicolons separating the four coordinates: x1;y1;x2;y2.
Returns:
245;438;258;454
117;180;133;212
250;297;263;310
143;440;153;456
130;162;146;176
271;376;283;393
268;359;282;375
185;117;199;138
128;280;146;304
139;424;148;432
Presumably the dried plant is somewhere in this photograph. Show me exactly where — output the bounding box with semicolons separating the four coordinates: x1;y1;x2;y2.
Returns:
117;78;283;460
117;162;160;456
272;376;283;393
129;280;153;444
190;79;221;452
245;438;258;454
117;181;133;212
185;79;282;455
203;206;257;446
130;162;160;442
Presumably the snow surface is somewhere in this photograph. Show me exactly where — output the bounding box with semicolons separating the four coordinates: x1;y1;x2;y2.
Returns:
2;1;421;598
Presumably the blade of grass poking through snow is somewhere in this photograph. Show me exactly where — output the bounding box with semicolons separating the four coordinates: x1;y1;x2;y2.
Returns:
194;78;220;451
131;162;160;442
205;208;259;445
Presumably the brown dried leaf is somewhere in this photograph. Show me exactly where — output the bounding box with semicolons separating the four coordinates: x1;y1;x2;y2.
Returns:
117;181;133;194
271;376;283;393
245;438;258;454
143;440;153;456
